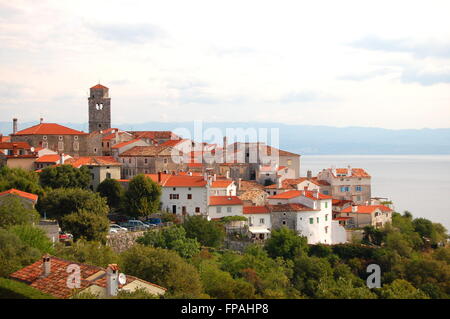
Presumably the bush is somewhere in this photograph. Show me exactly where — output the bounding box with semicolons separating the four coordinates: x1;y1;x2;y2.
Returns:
9;224;54;254
182;216;225;248
120;245;203;298
39;165;91;189
54;239;118;268
0;229;41;277
124;174;161;218
60;209;110;242
0;196;40;228
0;278;54;299
97;178;124;211
265;227;308;260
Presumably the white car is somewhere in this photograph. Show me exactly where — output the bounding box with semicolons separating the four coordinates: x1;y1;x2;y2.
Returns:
109;224;128;233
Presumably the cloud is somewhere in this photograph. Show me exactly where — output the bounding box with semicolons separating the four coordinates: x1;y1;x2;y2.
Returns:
338;68;395;81
279;90;336;104
400;69;450;86
88;23;163;44
349;35;450;59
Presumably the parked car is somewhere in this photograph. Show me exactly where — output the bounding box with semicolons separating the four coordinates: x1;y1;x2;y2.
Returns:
144;218;162;226
59;232;73;242
109;224;128;233
119;220;150;231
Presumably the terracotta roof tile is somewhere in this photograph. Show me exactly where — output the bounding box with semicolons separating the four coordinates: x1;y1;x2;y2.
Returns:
13;123;87;136
0;188;38;202
211;180;233;188
243;206;270;214
209;196;243;206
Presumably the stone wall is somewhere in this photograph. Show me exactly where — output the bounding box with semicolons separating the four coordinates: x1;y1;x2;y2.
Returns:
106;231;145;253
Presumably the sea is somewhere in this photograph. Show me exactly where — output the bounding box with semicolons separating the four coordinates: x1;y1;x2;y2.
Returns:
300;155;450;231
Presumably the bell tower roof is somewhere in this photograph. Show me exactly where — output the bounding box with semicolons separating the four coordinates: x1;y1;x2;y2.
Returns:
91;83;108;90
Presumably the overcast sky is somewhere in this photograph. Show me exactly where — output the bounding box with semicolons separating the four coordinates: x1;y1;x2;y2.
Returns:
1;0;449;129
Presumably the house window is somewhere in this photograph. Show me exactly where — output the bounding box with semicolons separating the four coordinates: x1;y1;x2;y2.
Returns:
102;142;104;147
325;202;328;208
188;187;192;191
169;194;179;199
58;142;64;151
216;207;222;214
195;207;200;213
325;226;328;234
323;190;329;195
173;187;176;191
145;158;148;164
43;136;47;140
340;186;349;192
42;142;48;148
260;218;265;224
325;214;328;221
73;141;79;151
309;218;314;224
106;172;111;179
58;136;63;141
227;207;232;213
128;158;131;163
164;158;168;164
317;217;319;223
74;136;78;140
287;159;292;166
282;220;287;225
93;147;97;153
187;194;192;200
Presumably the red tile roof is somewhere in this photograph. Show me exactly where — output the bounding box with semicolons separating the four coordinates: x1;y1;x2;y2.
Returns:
0;188;38;202
120;145;177;157
0;136;11;142
211;180;233;188
9;256;165;299
65;156;121;167
0;142;32;149
132;131;179;140
209;196;243;206
341;205;392;214
145;174;207;187
91;83;108;90
13;123;87;136
161;139;188;147
268;189;332;200
243;206;270;214
268;190;302;199
111;138;143;149
332;168;371;178
35;154;61;163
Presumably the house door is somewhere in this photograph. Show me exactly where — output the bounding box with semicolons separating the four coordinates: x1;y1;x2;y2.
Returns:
172;205;177;214
182;206;187;215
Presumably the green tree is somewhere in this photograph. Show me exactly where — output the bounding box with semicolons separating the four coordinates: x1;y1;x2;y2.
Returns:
378;279;429;299
0;229;41;277
265;227;308;260
120;245;204;298
9;224;54;254
292;255;334;297
53;239;118;268
137;226;201;258
0;166;43;196
39;165;91;189
0;196;40;228
315;278;377;299
97;178;124;211
182;215;225;248
60;208;110;242
124;174;161;218
37;188;109;221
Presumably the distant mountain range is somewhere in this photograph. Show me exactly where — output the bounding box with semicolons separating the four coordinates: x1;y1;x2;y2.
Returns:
2;121;450;155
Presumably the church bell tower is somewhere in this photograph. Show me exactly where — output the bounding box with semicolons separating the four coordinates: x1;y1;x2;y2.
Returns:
88;83;111;133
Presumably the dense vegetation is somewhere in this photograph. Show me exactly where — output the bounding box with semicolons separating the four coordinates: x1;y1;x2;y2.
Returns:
0;166;449;299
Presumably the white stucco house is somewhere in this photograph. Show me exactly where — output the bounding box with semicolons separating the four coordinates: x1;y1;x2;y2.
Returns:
207;196;243;220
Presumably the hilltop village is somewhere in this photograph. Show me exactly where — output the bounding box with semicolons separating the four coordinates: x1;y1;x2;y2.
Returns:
0;84;394;246
0;83;418;299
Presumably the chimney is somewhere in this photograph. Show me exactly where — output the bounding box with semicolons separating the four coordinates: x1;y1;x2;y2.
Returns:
12;118;18;134
42;255;51;277
347;165;352;176
158;171;162;183
60;153;65;165
106;264;119;297
277;178;282;189
238;178;242;190
307;170;312;179
40;117;43;124
213;174;217;181
226;170;230;179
